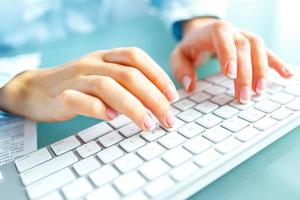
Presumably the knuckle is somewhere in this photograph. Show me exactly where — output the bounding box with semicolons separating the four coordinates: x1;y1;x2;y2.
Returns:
91;101;105;117
250;36;264;46
61;90;74;107
93;76;115;92
213;20;231;31
73;59;89;72
235;36;250;49
126;47;144;62
121;67;142;83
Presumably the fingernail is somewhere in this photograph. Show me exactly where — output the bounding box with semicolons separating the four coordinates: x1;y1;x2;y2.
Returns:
165;83;179;102
256;77;267;94
239;86;251;104
227;60;237;79
182;75;192;91
165;110;176;127
143;114;156;131
284;67;294;77
106;108;118;120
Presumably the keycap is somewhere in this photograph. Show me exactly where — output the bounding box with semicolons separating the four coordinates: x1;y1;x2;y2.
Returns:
254;117;277;131
284;85;300;96
161;118;185;132
114;153;143;173
15;148;52;173
196;114;222;129
195;101;219;114
119;123;141;137
38;191;63;200
204;85;226;96
158;132;186;149
216;138;242;154
89;165;119;187
238;108;265;123
177;89;190;99
50;136;81;156
189;92;211;103
144;176;175;198
178;122;205;138
271;108;293;121
98;131;123;148
86;185;120;200
162;147;192;167
123;191;149;200
139;159;170;180
235;126;261;142
137;142;166;160
221;117;248;132
120;135;146;152
26;168;76;199
211;94;233;106
173;98;196;111
255;100;280;113
214;105;239;119
78;122;113;143
170;106;180;115
226;88;235;97
194;149;221;167
73;156;100;176
62;177;93;199
114;171;146;195
267;82;283;94
140;128;166;142
97;146;124;164
109;115;131;129
170;162;199;181
205;73;227;84
286;98;300;111
183;136;213;154
76;141;101;158
269;92;295;105
218;78;234;89
252;93;268;102
177;109;202;122
202;126;232;143
20;151;78;185
230;100;254;110
195;80;214;91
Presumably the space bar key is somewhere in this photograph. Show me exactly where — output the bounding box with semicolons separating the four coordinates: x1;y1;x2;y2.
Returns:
20;152;78;186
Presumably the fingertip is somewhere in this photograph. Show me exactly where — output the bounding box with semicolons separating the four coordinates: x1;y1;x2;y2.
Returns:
226;60;237;79
182;75;192;91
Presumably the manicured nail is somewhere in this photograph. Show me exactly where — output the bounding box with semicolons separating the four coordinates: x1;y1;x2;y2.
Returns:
182;75;192;91
239;86;251;104
143;114;156;131
165;83;179;102
106;108;118;120
284;67;294;77
227;60;237;79
165;110;176;127
256;77;267;94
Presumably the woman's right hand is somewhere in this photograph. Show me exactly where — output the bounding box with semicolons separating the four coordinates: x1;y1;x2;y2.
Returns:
0;47;178;131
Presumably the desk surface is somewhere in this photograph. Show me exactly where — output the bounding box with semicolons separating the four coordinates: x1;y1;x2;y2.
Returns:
7;15;300;199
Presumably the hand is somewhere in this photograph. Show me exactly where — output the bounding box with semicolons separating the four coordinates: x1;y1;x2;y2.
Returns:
0;48;179;130
170;18;293;104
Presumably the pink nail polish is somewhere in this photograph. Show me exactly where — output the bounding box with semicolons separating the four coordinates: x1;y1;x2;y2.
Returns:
165;110;176;127
165;83;179;102
182;75;192;91
106;108;118;120
227;60;237;79
256;78;267;94
284;67;294;77
239;86;251;104
143;114;156;131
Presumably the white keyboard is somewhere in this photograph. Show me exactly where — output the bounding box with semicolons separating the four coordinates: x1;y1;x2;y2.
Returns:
14;68;300;200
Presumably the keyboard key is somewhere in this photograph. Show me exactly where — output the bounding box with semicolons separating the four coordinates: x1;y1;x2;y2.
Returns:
216;138;242;154
194;149;221;167
269;92;295;105
203;126;232;143
204;85;226;96
195;101;219;114
78;122;113;143
196;114;222;129
89;165;119;187
144;176;175;198
177;89;190;99
120;135;146;152
87;185;120;200
109;115;131;129
26;168;76;199
173;99;196;111
195;80;214;91
15;148;52;173
139;159;170;180
158;132;186;149
140;128;166;142
114;171;146;195
284;85;300;96
119;123;141;137
205;73;227;84
252;93;268;102
183;136;213;154
114;153;143;173
162;147;192;167
161;118;185;132
221;117;249;132
177;109;202;122
170;106;180;115
62;177;93;199
235;126;261;142
226;88;235;97
214;105;239;119
286;98;300;111
211;94;233;106
255;100;280;113
38;191;63;200
170;162;199;181
73;156;100;176
123;191;149;200
76;141;101;158
271;108;293;121
97;146;124;164
254;117;277;131
178;122;205;138
98;131;123;148
238;108;265;123
189;92;211;103
267;82;283;94
230;100;254;110
137;142;166;160
20;151;78;185
50;136;81;156
218;78;234;89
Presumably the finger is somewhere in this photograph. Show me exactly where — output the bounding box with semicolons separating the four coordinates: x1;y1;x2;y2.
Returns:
267;49;293;78
102;47;179;102
58;89;118;121
241;31;268;94
234;33;253;104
